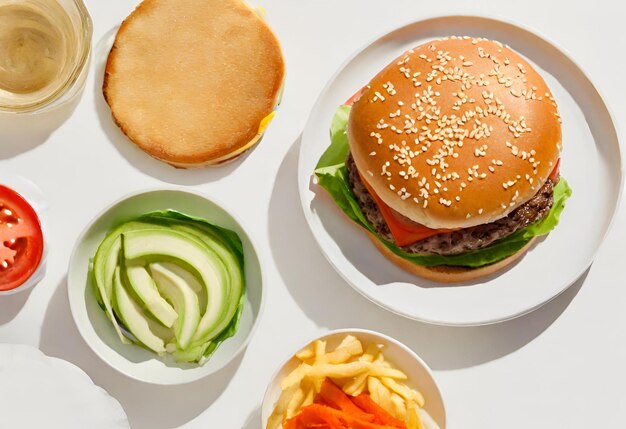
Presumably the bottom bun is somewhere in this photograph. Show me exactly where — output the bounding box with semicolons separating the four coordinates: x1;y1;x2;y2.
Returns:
367;234;536;283
160;134;265;169
163;150;247;169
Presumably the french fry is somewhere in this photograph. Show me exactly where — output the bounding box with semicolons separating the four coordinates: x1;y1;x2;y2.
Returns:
337;334;358;348
308;361;369;380
407;400;424;429
368;376;380;404
342;372;368;396
351;375;369;396
285;384;307;419
380;377;425;407
266;384;298;429
373;349;385;364
295;344;314;361
390;393;407;420
368;363;408;380
317;339;363;364
361;343;381;362
341;344;378;396
313;340;326;363
370;376;392;413
301;385;315;408
312;376;324;394
280;363;311;390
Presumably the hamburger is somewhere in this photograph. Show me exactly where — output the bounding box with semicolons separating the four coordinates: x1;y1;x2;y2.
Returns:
103;0;285;168
315;37;571;283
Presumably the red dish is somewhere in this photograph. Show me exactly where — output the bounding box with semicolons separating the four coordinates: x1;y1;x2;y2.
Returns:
0;185;44;292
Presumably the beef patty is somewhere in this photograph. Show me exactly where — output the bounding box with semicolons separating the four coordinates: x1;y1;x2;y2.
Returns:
346;154;554;256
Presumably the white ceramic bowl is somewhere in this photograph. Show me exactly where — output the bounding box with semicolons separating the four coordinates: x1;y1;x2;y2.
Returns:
67;189;265;385
261;328;446;428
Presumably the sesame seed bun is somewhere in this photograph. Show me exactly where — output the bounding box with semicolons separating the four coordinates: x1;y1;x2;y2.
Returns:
367;233;536;283
349;37;561;229
103;0;285;168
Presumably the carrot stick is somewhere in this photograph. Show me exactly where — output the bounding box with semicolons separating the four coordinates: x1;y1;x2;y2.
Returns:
297;404;345;428
296;404;398;429
319;379;374;422
351;394;407;428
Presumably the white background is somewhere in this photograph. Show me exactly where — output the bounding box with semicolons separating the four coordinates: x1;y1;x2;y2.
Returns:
1;0;625;428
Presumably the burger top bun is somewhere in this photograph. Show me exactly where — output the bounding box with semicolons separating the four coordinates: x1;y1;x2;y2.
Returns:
348;37;561;229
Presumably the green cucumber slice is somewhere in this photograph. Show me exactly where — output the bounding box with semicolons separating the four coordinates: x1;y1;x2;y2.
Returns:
124;263;178;328
112;266;168;354
150;263;201;349
122;228;231;345
92;221;155;344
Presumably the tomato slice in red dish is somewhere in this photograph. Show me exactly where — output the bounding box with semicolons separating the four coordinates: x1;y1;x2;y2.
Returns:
0;185;44;291
549;158;560;182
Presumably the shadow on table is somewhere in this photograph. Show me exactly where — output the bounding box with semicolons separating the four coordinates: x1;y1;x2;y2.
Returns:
242;407;261;429
0;95;81;159
0;288;33;325
39;278;241;429
92;26;245;186
268;136;588;371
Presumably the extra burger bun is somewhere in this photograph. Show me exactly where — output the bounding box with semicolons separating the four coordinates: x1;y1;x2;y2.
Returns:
103;0;285;168
368;233;536;283
349;37;561;229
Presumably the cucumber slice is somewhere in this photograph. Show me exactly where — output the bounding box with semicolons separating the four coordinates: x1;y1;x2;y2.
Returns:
172;343;210;363
122;228;231;343
163;222;244;345
156;262;203;293
112;267;167;354
92;221;155;344
157;262;206;313
124;262;178;328
150;263;200;349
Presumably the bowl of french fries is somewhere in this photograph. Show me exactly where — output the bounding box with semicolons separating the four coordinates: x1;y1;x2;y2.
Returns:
262;329;445;428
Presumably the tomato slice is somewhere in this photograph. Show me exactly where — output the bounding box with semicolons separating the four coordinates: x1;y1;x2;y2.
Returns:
344;87;364;106
0;185;44;291
549;158;560;182
359;158;561;246
358;172;454;246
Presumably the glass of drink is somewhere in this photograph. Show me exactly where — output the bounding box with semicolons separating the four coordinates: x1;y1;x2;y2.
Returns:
0;0;92;114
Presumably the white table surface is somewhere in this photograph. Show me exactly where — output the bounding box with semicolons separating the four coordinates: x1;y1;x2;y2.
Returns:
1;1;625;428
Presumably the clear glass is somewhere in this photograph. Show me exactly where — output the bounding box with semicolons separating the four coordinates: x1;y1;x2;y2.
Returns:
0;0;92;114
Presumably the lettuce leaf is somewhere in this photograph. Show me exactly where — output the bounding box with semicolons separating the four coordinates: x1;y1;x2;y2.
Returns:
314;106;572;268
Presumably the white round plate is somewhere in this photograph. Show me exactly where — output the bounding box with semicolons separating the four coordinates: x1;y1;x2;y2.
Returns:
0;344;129;428
68;189;265;384
261;329;446;428
298;15;623;326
